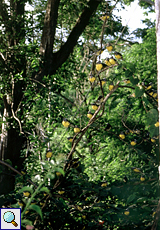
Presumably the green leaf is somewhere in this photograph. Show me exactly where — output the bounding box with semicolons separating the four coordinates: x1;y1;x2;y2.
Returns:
149;125;159;137
55;167;65;176
146;109;159;126
19;186;33;194
47;172;56;179
147;109;158;121
29;205;43;220
129;76;139;85
21;219;33;226
126;193;136;204
87;141;96;146
143;97;149;105
135;86;145;97
40;187;50;195
4;159;12;165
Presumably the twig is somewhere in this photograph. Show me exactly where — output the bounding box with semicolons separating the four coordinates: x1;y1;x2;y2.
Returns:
11;75;24;134
0;160;37;188
0;52;6;61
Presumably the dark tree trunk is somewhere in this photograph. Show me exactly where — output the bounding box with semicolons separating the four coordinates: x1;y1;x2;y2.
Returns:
0;0;26;205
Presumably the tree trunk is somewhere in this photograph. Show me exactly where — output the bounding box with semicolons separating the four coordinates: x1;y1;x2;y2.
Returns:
0;0;26;206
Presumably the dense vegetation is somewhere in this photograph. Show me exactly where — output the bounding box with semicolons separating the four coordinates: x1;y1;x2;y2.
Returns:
0;0;158;229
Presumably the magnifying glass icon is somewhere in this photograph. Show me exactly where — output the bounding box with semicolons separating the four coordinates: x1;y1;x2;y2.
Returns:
3;211;18;227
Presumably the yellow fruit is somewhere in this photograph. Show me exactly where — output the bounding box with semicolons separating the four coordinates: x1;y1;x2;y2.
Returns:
58;191;65;195
109;84;114;91
101;183;107;187
21;170;26;175
62;119;70;128
124;79;130;84
146;84;152;90
130;140;136;146
106;43;113;51
89;76;96;83
105;58;112;66
77;206;83;211
40;202;45;206
46;151;52;158
119;133;125;139
109;57;117;65
67;137;73;142
155;122;159;127
91;104;98;110
100;14;109;21
23;191;30;197
132;167;141;173
87;112;93;119
56;172;62;177
152;211;156;217
96;62;103;71
153;92;157;98
124;210;129;215
74;127;80;133
101;79;106;86
114;52;123;59
151;138;156;143
140;176;145;181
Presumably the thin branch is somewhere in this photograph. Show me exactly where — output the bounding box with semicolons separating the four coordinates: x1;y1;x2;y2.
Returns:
29;78;46;87
11;75;24;134
55;92;76;106
0;160;37;188
118;38;139;45
0;52;6;61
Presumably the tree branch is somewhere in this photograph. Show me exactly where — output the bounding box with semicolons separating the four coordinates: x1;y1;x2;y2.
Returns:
40;0;60;57
36;0;102;81
0;160;37;188
55;0;102;69
66;81;121;162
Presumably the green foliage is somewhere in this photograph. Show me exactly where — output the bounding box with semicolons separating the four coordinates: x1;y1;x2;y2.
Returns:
0;0;158;229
